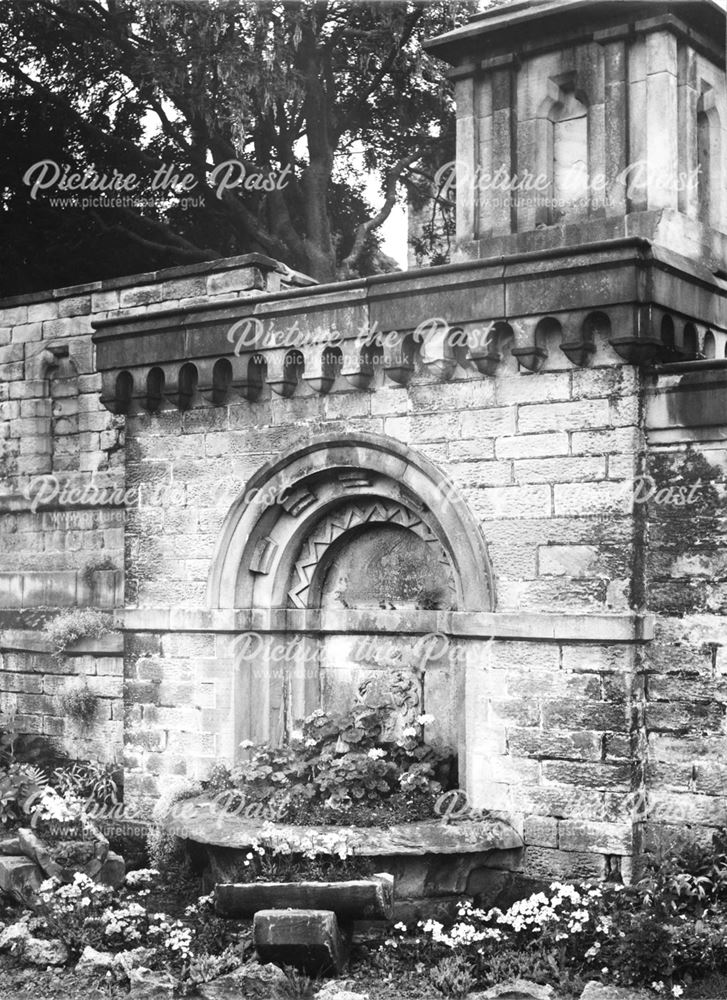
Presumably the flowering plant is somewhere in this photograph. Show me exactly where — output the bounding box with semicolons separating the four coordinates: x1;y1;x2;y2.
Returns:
215;706;455;826
399;832;727;995
36;867;236;981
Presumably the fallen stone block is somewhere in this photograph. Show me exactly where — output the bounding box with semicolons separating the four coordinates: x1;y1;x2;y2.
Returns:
316;982;369;1000
580;983;653;1000
0;920;30;952
127;966;176;998
472;980;557;1000
23;935;69;966
216;874;394;920
253;908;346;976
197;962;288;1000
0;837;22;855
76;944;116;972
0;855;43;904
113;946;157;975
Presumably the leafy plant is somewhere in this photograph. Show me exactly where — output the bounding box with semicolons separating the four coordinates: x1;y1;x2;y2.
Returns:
273;966;317;999
57;683;99;727
216;706;455;827
0;762;47;827
52;761;120;807
147;779;205;869
44;609;113;661
228;844;375;885
429;954;477;997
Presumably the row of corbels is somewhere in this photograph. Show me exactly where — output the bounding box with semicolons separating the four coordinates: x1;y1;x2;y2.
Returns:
97;304;716;413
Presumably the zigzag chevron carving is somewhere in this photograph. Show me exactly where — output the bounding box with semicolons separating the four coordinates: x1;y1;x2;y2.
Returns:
288;499;455;609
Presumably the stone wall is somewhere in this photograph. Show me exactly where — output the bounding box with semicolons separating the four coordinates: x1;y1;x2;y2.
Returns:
114;291;649;889
0;254;306;765
642;378;727;858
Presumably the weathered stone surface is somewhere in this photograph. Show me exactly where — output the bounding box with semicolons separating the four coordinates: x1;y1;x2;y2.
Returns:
111;947;157;977
216;874;393;920
254;908;346;976
23;935;70;966
0;855;43;904
168;800;523;856
579;982;653;1000
472;980;556;1000
98;850;126;888
198;961;288;1000
127;967;176;998
76;944;116;971
0;837;22;855
315;984;369;1000
17;825;109;881
0;920;31;951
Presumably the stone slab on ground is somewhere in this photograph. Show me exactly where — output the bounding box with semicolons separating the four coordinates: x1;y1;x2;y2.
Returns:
315;983;369;1000
198;961;288;1000
579;983;654;1000
23;935;69;966
472;980;557;1000
254;907;347;975
127;967;176;998
0;920;69;965
0;921;31;952
215;874;394;920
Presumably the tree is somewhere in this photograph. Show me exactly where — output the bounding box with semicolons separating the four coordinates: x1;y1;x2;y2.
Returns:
0;0;475;295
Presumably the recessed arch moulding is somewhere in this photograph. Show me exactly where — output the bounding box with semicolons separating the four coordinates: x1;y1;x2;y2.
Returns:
207;433;495;794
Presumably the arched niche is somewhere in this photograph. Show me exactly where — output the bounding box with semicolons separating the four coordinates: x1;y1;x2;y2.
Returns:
208;433;495;765
209;434;493;612
535;75;590;225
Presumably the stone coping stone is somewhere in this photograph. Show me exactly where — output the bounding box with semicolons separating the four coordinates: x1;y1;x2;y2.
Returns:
166;796;524;855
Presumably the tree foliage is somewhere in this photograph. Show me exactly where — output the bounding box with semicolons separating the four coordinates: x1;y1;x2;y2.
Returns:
0;0;475;295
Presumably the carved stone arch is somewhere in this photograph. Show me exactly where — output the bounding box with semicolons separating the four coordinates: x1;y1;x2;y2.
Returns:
208;433;494;613
210;433;494;760
288;498;458;610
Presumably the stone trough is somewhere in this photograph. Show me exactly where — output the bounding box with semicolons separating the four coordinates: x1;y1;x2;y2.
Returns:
166;795;524;921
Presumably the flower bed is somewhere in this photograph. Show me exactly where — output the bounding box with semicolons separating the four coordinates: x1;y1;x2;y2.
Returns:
376;831;727;997
160;706;523;920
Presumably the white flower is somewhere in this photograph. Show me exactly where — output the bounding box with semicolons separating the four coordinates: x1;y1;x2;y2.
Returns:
239;739;254;749
290;729;304;741
394;921;407;932
403;726;418;738
672;989;683;998
416;714;435;725
367;747;386;759
305;738;317;747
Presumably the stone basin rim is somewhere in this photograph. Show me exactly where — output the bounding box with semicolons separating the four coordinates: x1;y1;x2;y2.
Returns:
166;796;524;855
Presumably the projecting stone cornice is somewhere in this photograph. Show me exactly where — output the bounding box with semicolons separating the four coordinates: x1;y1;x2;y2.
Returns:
118;607;655;643
91;237;727;414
